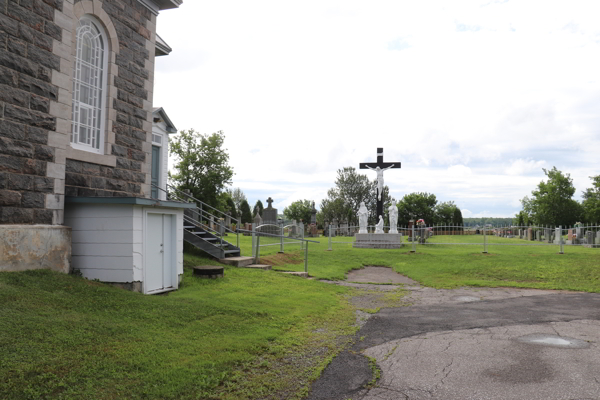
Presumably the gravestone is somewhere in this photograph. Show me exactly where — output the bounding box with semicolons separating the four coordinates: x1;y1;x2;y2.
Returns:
289;220;297;237
527;228;533;241
298;221;304;236
340;219;349;236
310;201;317;224
408;220;414;238
262;197;277;225
576;227;583;241
218;218;225;237
568;229;574;243
254;212;263;226
585;231;595;248
331;218;339;236
554;228;562;244
519;229;523;239
545;228;552;243
596;231;600;246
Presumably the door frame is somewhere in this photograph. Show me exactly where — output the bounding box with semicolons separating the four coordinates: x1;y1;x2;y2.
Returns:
143;208;178;294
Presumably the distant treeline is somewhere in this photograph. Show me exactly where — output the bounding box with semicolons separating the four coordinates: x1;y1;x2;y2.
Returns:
462;218;514;227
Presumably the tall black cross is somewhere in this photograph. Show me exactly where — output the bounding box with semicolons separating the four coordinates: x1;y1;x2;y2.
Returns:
360;148;401;219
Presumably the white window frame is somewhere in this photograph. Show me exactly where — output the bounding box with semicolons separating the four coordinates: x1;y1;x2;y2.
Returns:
70;15;108;154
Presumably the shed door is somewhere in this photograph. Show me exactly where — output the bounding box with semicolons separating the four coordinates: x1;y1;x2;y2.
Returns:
146;213;174;293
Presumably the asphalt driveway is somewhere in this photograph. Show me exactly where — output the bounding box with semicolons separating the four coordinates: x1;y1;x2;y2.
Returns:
308;268;600;400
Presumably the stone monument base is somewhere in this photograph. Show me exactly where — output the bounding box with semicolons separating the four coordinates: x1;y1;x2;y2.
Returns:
353;233;403;249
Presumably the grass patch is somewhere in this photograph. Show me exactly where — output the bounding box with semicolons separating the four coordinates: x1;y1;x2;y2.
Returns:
2;233;599;399
255;234;600;292
0;254;356;400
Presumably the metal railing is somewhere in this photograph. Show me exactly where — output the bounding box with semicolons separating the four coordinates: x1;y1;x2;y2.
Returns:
322;222;600;254
238;227;319;274
151;183;241;250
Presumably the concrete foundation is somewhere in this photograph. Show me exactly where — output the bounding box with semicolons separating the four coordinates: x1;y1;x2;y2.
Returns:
353;233;403;249
0;225;71;273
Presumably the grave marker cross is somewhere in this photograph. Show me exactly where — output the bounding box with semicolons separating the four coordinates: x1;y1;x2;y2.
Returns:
359;147;401;219
266;197;274;208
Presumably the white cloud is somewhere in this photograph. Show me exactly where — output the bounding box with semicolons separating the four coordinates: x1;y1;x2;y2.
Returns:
155;0;600;217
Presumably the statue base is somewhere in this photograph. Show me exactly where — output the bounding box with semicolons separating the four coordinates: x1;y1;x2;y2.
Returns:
353;233;403;249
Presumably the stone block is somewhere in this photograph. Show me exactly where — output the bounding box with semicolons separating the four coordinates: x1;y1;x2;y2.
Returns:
34;176;54;192
21;191;45;208
0;225;71;273
9;174;34;191
0;206;34;223
0;189;21;206
45;193;63;209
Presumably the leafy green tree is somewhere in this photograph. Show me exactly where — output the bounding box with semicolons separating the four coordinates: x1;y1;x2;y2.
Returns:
514;210;527;227
283;200;313;223
253;200;264;217
582;175;600;223
239;199;253;224
225;187;246;215
396;192;437;227
320;167;390;226
225;196;238;221
435;201;456;226
452;206;463;228
521;167;582;226
169;129;233;209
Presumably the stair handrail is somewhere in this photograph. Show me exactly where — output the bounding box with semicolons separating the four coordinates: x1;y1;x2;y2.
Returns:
152;183;240;249
166;183;240;226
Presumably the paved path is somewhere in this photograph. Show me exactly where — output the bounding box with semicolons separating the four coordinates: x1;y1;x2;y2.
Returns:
308;267;600;400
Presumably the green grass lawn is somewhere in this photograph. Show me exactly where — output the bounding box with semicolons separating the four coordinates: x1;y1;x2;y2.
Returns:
1;234;599;400
0;256;355;400
259;234;600;292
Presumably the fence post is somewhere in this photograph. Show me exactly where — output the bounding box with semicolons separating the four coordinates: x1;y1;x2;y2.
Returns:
483;225;488;253
251;223;256;258
327;224;332;251
280;225;284;253
411;223;416;253
255;234;261;264
559;225;564;254
304;242;309;273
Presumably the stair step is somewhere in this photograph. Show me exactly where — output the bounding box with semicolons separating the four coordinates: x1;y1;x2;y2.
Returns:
244;264;272;270
223;250;240;254
191;231;207;235
218;256;254;267
280;271;308;278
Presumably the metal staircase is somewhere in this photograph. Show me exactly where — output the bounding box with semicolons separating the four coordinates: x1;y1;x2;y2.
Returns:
158;184;242;259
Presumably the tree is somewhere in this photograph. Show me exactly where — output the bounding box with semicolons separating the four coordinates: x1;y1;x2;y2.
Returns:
283;200;313;223
396;192;437;227
239;199;252;224
582;175;600;223
521;167;582;226
435;201;456;226
225;195;238;221
253;200;264;217
453;206;463;228
320;167;389;226
169;129;233;209
225;187;247;215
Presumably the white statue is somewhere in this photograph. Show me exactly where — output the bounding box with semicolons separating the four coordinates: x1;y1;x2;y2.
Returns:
388;200;398;234
365;164;395;201
375;215;384;234
358;201;368;234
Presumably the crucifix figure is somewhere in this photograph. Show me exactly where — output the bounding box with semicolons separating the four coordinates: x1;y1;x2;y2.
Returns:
360;148;401;221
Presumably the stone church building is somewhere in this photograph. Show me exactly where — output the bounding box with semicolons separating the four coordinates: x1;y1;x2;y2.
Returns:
0;0;192;294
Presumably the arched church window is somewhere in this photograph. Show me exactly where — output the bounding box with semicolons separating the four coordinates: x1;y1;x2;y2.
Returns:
70;15;108;153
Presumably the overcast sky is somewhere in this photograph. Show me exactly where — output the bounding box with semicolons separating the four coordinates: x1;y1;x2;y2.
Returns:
153;0;600;218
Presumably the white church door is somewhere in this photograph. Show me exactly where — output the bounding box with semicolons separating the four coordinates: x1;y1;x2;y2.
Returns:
145;213;175;294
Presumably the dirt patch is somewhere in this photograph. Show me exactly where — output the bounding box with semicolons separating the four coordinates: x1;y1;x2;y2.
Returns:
346;266;419;285
261;252;303;266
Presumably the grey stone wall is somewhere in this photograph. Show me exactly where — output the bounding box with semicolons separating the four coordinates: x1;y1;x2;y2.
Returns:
0;0;62;224
65;0;156;198
0;0;160;223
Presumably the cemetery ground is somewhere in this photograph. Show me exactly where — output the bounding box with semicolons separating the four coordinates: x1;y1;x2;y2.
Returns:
1;235;599;399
